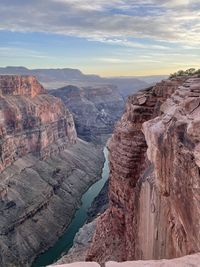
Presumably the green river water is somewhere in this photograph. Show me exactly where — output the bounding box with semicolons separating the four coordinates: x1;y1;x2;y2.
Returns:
32;147;109;267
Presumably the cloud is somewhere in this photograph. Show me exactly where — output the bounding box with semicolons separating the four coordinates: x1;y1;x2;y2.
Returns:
98;57;161;63
53;0;123;11
89;37;171;50
160;0;197;7
0;0;199;48
0;46;50;59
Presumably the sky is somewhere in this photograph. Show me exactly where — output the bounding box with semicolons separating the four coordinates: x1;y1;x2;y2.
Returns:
0;0;199;76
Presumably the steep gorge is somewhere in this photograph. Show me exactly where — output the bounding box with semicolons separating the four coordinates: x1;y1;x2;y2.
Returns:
50;85;125;144
86;76;200;264
0;75;104;266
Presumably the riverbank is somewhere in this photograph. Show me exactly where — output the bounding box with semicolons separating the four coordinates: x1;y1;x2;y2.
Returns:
0;139;104;267
53;219;98;265
31;147;109;267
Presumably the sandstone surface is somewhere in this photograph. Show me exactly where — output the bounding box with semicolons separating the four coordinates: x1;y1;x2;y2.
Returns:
54;253;200;267
52;263;100;267
106;253;200;267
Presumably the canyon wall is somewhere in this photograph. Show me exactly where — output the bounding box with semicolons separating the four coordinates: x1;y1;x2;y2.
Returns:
0;75;104;266
50;85;124;144
86;77;200;263
0;75;77;172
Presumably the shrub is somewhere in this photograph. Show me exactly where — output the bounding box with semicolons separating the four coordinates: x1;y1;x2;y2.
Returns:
170;68;200;78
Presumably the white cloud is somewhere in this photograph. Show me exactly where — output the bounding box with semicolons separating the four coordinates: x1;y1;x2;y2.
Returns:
98;57;161;63
161;0;197;7
0;46;49;59
53;0;124;11
0;0;199;48
91;37;171;50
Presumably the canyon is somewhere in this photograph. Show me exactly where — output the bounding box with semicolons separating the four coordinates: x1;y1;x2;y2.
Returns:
84;75;200;265
0;75;104;267
0;67;157;145
50;85;124;144
15;73;199;267
1;73;200;267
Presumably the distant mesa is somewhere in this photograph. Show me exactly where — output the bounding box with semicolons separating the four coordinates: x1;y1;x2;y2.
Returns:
0;66;166;93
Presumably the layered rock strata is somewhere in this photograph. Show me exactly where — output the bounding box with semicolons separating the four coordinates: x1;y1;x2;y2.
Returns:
0;75;45;97
50;85;124;144
0;76;104;266
0;75;77;172
86;77;200;263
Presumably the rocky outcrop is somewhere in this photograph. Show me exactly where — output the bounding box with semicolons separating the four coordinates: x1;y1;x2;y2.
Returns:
50;85;124;144
55;220;98;265
142;77;200;259
86;77;200;263
0;75;45;97
53;253;200;267
0;76;104;266
0;75;77;172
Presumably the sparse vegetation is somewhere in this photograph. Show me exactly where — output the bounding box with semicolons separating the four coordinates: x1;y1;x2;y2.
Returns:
170;68;200;78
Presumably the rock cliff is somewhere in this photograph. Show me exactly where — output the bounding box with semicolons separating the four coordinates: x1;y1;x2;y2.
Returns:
86;77;200;263
0;75;104;266
0;75;45;97
50;85;125;144
0;75;77;172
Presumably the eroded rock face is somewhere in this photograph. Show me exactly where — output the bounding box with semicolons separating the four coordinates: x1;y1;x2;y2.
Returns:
86;77;200;263
142;77;200;259
0;75;77;172
50;85;125;144
0;76;104;266
0;75;45;97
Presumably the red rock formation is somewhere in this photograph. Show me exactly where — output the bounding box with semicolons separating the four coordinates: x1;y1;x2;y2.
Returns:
86;77;200;263
0;75;77;172
142;77;200;259
0;75;45;97
0;75;104;267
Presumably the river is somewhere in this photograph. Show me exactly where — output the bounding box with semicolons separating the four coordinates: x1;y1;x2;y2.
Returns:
32;147;109;267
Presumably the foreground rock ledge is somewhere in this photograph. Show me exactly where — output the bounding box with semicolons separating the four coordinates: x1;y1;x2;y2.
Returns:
52;253;200;266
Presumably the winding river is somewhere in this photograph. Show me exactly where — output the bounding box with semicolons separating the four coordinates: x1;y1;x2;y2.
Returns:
32;147;109;267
